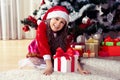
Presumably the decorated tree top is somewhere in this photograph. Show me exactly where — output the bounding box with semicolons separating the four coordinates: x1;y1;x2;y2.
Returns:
21;0;120;37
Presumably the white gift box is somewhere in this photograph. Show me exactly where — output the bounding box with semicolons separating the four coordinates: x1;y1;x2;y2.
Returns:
54;55;79;73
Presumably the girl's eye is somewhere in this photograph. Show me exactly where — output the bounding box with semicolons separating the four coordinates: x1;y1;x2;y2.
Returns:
61;21;65;25
54;17;66;25
55;18;59;21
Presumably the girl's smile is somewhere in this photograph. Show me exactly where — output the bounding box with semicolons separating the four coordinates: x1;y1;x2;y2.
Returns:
50;17;66;32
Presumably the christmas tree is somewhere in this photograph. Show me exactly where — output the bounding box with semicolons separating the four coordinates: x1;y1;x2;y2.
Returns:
21;0;120;42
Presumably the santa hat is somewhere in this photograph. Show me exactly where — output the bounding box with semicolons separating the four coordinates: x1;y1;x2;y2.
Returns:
42;6;69;24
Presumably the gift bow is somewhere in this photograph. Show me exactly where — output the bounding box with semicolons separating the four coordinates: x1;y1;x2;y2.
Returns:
104;36;120;42
53;47;76;60
104;36;113;42
104;36;120;46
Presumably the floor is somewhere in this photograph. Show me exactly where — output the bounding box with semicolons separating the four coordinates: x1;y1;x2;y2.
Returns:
0;40;31;72
0;40;120;72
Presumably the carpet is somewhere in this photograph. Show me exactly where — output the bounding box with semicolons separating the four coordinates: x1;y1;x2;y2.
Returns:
0;58;120;80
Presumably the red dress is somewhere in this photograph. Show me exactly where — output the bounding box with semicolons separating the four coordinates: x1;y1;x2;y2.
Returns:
27;21;51;58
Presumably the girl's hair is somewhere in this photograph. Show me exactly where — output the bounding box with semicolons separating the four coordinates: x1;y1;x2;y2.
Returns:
45;19;68;56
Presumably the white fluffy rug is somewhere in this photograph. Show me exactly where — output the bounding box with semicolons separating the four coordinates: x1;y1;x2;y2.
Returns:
0;58;120;80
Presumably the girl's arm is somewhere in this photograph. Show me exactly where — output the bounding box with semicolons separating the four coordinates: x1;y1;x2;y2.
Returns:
36;21;51;57
77;60;90;74
43;59;53;75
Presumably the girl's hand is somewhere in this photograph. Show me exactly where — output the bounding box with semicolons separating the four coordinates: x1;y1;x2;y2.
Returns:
43;66;53;75
79;70;91;75
43;59;53;75
77;60;91;75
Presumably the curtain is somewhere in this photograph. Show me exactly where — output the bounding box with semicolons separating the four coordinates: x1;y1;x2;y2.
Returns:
0;0;40;40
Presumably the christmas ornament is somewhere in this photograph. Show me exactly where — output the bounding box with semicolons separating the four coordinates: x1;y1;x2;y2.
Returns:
92;33;101;40
22;25;30;32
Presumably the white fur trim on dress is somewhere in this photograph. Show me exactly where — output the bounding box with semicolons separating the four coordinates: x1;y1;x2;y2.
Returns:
37;20;42;25
43;55;51;60
47;11;69;24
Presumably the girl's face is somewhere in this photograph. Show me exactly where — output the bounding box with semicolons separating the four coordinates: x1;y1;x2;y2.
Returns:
50;17;66;32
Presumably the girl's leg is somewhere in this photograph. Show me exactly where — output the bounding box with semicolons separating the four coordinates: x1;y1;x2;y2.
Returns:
18;57;46;69
29;57;41;65
29;57;46;69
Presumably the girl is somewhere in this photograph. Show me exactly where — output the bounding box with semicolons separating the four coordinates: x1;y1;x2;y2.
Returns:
22;6;90;75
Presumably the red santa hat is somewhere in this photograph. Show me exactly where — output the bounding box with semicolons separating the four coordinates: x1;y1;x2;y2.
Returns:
42;6;69;24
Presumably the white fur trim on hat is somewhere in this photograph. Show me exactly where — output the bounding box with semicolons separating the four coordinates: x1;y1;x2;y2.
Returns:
47;11;69;24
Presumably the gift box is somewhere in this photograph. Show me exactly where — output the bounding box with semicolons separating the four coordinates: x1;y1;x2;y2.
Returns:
70;43;85;57
53;47;79;73
83;50;95;57
85;38;99;57
99;36;120;56
86;37;99;43
85;42;99;57
99;46;120;56
102;36;120;46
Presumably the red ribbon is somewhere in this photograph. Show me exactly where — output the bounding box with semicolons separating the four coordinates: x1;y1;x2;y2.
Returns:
86;50;91;57
53;47;76;59
113;38;120;46
104;36;113;42
104;36;120;46
58;58;61;71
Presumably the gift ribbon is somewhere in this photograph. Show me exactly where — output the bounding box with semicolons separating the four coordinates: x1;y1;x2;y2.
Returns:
66;48;75;72
113;38;120;46
87;50;91;57
104;36;120;46
53;47;70;60
71;56;74;72
54;47;77;72
104;36;113;42
58;58;61;71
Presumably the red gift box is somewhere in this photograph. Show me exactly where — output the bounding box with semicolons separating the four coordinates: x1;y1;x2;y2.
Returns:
103;36;120;46
99;46;120;56
99;36;120;56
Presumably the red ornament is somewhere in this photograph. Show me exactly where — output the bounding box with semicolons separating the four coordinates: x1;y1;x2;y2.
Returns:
27;16;37;24
22;25;30;32
79;18;93;29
